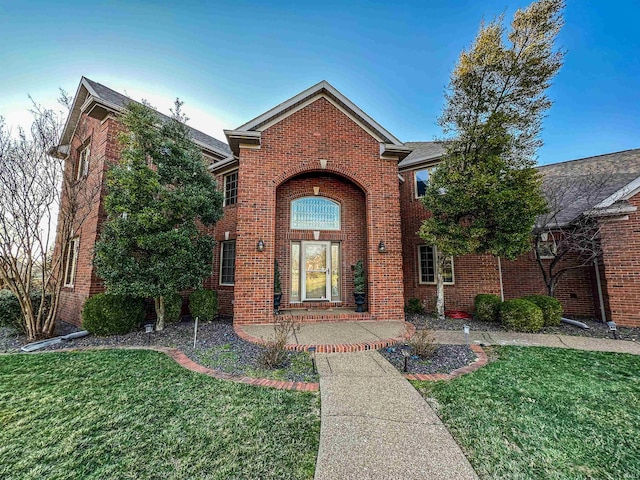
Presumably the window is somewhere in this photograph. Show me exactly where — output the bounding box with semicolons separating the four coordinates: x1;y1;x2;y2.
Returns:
536;241;557;260
76;143;90;180
224;171;238;206
291;197;340;230
415;166;436;198
64;237;80;287
418;245;454;284
219;241;236;285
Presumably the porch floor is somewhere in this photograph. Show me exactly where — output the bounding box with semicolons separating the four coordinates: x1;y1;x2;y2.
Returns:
235;320;413;353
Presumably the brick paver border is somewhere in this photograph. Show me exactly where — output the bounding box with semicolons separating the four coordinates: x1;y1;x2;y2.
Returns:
404;344;488;381
27;345;319;392
234;321;416;353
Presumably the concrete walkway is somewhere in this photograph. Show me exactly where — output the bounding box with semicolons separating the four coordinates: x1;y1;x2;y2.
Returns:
434;330;640;355
314;350;478;480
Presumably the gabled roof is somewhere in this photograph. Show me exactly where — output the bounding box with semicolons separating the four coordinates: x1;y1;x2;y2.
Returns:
538;148;640;225
58;77;231;159
227;80;406;150
398;141;445;168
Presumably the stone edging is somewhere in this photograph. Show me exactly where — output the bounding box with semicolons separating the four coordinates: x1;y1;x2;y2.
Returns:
234;321;417;353
404;344;488;381
27;345;319;392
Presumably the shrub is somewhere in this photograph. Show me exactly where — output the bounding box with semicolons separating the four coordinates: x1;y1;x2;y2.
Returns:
523;295;563;326
353;260;365;293
189;289;218;321
406;297;425;314
260;317;299;368
410;328;437;359
0;289;21;327
474;294;502;322
500;299;544;333
164;292;183;323
82;294;145;336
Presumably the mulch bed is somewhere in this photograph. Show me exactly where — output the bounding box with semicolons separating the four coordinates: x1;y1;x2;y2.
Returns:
407;313;640;342
1;319;318;383
379;344;476;375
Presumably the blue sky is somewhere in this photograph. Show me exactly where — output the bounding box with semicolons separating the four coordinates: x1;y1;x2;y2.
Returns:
1;0;638;165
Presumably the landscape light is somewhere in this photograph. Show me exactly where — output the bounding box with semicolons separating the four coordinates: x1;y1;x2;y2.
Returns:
400;344;411;372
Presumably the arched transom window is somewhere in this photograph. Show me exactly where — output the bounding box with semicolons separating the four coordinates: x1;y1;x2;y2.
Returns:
291;197;341;230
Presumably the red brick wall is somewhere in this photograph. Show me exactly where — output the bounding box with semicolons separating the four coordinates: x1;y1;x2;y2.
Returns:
274;174;367;309
501;251;598;318
399;167;502;313
57;115;120;325
598;193;640;327
232;96;405;324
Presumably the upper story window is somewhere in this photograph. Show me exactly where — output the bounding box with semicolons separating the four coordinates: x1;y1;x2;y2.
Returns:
418;245;454;284
536;241;557;260
224;171;238;206
415;166;436;198
291;197;341;230
76;142;91;180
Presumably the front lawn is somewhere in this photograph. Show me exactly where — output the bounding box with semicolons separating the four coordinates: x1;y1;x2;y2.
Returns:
414;347;640;480
0;350;320;479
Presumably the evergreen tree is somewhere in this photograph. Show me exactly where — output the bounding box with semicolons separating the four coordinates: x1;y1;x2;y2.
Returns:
420;0;564;319
94;100;223;330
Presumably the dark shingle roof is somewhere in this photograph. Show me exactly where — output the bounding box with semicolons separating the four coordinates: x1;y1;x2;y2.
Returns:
399;141;445;168
84;78;231;155
538;149;640;225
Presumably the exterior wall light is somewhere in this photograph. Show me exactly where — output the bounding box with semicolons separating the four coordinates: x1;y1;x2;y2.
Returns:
378;240;387;253
257;239;265;252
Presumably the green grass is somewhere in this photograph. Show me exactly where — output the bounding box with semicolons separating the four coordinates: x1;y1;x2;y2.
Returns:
0;350;320;479
413;347;640;480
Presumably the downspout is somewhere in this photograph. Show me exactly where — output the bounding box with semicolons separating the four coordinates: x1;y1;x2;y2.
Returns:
594;258;607;323
497;256;505;301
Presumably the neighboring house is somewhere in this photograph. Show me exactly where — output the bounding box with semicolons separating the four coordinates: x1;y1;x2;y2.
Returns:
53;77;640;328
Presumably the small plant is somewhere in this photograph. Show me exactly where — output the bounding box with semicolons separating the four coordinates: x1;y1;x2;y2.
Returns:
353;260;365;293
260;317;299;368
406;297;425;314
410;327;437;359
500;298;544;333
82;293;145;336
163;292;183;323
189;289;218;321
274;260;282;294
474;294;502;322
522;295;563;326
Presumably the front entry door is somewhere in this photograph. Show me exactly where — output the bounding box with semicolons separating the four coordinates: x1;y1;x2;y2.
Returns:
302;241;331;301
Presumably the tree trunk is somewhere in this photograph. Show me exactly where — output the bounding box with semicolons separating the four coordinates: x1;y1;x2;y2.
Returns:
436;256;446;321
154;296;166;331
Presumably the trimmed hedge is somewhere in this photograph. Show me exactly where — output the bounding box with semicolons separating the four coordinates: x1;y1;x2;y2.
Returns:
500;299;544;333
189;289;218;321
523;295;563;327
474;294;502;322
82;294;145;336
0;289;21;327
164;292;183;323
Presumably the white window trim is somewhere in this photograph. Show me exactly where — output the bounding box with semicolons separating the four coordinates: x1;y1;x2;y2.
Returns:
64;237;80;287
219;240;236;286
414;166;437;199
76;143;90;180
417;245;455;285
223;171;238;207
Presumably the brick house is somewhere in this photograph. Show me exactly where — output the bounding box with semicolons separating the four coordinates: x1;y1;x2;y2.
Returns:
54;77;640;328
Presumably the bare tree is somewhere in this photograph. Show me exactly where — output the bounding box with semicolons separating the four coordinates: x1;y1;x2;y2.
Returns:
0;94;100;340
532;173;614;297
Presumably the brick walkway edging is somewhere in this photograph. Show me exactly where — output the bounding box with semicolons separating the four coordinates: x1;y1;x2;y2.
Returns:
234;321;417;353
30;345;319;392
404;344;488;381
